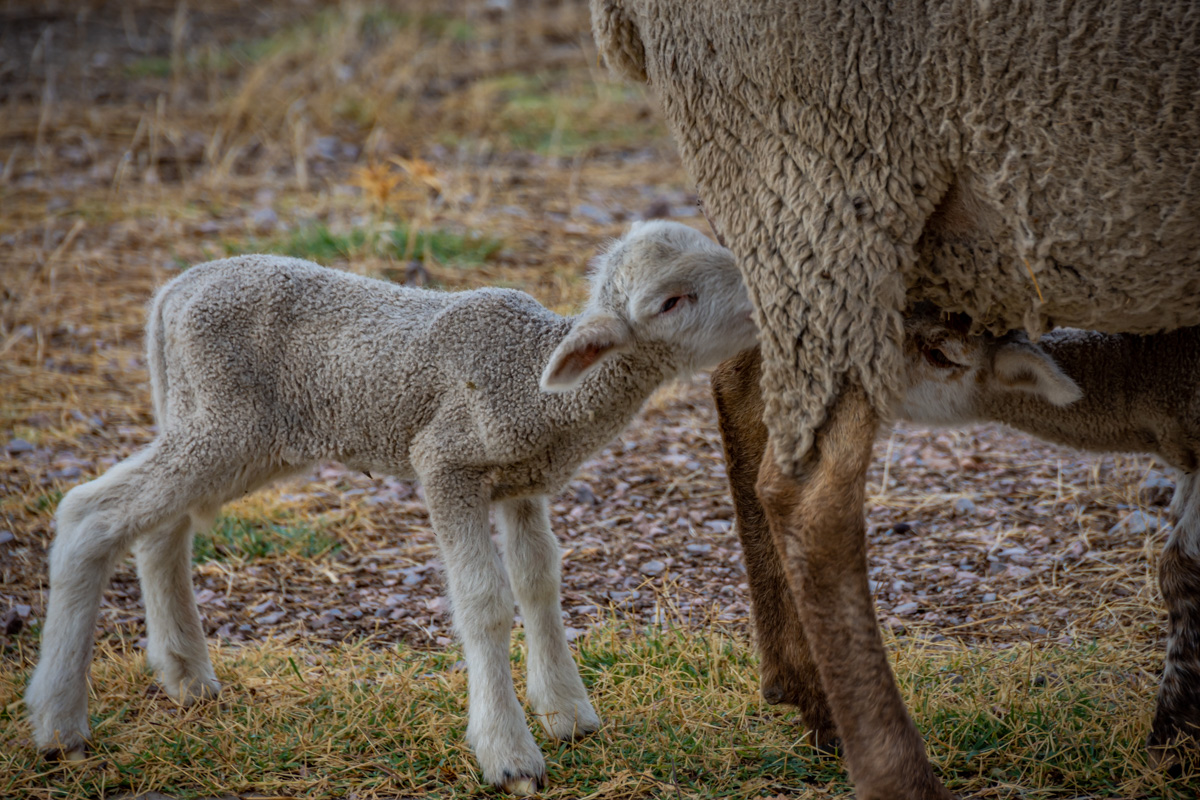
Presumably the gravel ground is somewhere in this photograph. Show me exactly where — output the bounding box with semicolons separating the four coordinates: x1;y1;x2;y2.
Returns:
1;373;1174;660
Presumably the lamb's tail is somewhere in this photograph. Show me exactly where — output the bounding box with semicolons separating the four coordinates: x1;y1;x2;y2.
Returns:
145;281;173;426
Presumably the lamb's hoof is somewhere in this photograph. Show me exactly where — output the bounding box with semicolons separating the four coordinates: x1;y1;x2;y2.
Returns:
161;675;221;706
500;771;546;796
538;704;601;741
472;728;547;796
44;744;90;763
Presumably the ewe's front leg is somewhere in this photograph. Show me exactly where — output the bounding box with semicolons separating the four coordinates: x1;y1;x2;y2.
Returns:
424;478;545;795
757;386;952;800
1149;471;1200;763
710;349;838;750
498;497;600;741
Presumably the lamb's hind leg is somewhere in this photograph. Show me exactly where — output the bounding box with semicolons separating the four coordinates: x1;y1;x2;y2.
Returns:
1149;470;1200;763
25;438;230;758
134;512;219;705
423;474;545;795
711;349;838;751
498;496;600;741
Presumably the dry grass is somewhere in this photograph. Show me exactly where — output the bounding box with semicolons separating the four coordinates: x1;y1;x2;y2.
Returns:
2;0;1199;797
1;621;1193;800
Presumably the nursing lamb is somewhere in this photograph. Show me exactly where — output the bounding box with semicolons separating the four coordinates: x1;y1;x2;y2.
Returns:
714;319;1200;766
25;220;758;794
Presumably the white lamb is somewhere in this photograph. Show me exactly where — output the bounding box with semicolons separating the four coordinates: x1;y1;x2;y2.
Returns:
25;220;758;794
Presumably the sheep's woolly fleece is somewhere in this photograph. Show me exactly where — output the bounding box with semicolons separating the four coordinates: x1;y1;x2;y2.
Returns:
592;0;1200;475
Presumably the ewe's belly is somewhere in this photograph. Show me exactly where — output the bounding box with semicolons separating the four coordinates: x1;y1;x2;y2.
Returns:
911;165;1200;337
912;236;1200;337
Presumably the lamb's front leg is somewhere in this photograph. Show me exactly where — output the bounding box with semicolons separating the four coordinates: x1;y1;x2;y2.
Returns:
423;476;545;795
498;496;601;741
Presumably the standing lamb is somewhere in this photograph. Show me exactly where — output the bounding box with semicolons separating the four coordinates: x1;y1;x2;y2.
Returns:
713;318;1200;762
24;220;758;795
591;1;1200;796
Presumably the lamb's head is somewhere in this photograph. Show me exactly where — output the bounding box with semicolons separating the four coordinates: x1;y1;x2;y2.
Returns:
896;306;1083;425
541;221;757;392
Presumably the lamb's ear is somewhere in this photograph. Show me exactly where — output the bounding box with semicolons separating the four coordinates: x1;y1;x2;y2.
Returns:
540;313;633;392
993;342;1083;406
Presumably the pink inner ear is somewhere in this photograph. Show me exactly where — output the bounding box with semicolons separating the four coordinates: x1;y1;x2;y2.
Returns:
554;340;612;380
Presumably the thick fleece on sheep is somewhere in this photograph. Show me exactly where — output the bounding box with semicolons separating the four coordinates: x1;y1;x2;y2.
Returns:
595;2;1200;797
593;0;1200;474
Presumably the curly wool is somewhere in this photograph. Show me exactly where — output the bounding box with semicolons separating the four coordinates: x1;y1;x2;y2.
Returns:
592;0;1200;475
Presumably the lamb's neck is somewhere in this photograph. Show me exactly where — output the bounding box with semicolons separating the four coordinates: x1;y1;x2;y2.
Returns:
553;342;678;437
977;330;1195;465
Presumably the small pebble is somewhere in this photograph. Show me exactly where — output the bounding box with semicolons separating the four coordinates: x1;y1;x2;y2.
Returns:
1005;565;1033;580
981;593;998;603
1110;510;1157;536
952;497;977;516
893;602;921;616
0;531;14;546
1140;475;1175;506
639;560;666;576
251;207;279;231
685;543;712;555
573;483;597;505
6;438;34;455
573;203;614;225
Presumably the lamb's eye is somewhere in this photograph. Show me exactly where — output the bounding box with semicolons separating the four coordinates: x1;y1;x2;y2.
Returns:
660;296;682;313
924;347;956;369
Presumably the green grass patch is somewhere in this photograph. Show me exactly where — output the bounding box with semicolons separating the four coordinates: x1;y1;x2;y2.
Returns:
452;71;666;156
193;513;339;564
2;628;1195;798
24;488;63;516
225;222;503;270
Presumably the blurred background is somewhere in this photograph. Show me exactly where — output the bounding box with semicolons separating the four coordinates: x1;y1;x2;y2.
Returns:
1;2;1195;797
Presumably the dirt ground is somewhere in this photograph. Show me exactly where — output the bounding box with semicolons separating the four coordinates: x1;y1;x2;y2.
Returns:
0;0;1176;699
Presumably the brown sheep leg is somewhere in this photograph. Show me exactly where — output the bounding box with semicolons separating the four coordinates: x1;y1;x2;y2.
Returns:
1148;540;1200;764
757;385;952;800
711;349;839;752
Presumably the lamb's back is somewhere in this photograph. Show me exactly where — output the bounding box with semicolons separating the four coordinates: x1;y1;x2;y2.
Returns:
155;256;452;465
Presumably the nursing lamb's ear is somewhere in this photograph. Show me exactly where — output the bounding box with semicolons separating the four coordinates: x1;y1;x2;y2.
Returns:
993;341;1083;406
540;313;633;392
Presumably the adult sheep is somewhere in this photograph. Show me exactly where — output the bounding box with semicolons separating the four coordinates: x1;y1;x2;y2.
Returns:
590;1;1200;798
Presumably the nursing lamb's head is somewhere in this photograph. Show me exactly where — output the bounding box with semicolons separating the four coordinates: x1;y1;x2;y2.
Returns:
540;221;758;392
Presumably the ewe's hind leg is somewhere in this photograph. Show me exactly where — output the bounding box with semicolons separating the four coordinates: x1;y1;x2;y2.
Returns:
711;349;838;751
424;475;545;795
1149;471;1200;761
134;514;219;704
758;386;952;800
26;439;232;758
498;496;600;741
